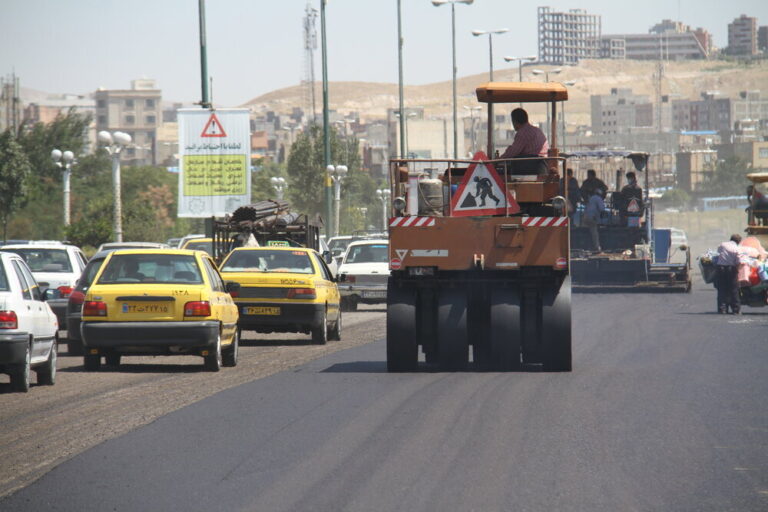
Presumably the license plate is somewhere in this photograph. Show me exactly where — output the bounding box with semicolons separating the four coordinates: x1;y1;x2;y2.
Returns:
243;306;281;316
122;303;170;314
362;291;386;299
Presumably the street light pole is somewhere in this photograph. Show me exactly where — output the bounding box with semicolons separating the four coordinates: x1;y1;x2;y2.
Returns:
433;0;474;160
320;0;332;237
472;28;507;157
531;68;561;135
397;0;406;159
51;149;75;227
328;165;348;237
98;131;132;242
376;188;391;231
464;106;481;154
562;80;577;151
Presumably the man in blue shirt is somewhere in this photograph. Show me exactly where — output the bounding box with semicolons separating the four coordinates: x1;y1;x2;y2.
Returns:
582;188;605;252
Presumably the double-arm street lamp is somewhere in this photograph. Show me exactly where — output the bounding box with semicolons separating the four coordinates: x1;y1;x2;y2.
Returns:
375;188;391;231
270;176;286;200
327;164;348;237
51;149;75;227
531;68;562;135
503;55;538;82
432;0;474;160
471;28;508;81
97;130;132;242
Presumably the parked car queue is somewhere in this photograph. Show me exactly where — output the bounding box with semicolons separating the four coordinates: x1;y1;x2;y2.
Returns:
0;239;368;393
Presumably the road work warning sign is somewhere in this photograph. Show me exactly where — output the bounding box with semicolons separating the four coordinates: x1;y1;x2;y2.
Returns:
450;152;520;216
177;108;251;217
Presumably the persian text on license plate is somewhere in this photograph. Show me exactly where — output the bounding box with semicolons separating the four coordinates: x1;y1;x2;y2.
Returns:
362;291;386;299
122;303;170;314
243;306;281;316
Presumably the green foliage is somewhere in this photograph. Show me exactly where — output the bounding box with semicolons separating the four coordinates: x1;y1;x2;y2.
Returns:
0;130;32;241
251;160;288;202
285;125;381;234
659;189;691;209
701;156;750;196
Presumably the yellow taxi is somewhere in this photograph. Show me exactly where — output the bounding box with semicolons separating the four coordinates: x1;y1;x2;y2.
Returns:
180;237;214;256
80;249;239;371
218;246;341;344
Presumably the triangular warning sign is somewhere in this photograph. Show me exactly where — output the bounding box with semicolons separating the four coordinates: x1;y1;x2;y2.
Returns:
201;112;227;138
450;151;520;216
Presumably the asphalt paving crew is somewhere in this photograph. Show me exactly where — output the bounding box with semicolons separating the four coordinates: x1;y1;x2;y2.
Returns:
715;234;742;314
579;169;608;202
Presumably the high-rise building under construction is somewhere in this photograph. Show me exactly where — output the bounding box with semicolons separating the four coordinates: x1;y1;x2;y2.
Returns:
538;6;601;65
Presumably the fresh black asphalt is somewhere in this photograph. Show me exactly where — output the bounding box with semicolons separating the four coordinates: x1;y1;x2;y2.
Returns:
3;284;767;511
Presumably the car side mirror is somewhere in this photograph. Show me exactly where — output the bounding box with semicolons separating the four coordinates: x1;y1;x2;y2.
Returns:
42;288;62;301
224;281;241;294
323;250;333;264
679;244;688;251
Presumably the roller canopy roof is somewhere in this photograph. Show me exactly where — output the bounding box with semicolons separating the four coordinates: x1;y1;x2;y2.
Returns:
747;172;768;183
475;82;569;103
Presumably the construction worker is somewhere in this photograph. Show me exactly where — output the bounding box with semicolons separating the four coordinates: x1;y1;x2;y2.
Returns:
582;188;605;252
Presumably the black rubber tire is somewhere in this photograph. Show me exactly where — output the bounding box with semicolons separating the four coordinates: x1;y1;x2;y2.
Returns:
222;328;239;367
438;289;469;371
37;340;57;385
311;310;328;345
105;353;121;367
328;309;342;341
11;343;31;392
340;297;351;312
489;287;523;371
83;354;101;371
542;276;572;372
67;339;83;356
386;280;418;372
204;333;222;372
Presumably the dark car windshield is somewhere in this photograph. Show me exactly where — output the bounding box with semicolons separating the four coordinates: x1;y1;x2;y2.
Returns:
344;244;389;264
221;250;314;274
0;248;72;273
97;254;203;284
77;257;107;291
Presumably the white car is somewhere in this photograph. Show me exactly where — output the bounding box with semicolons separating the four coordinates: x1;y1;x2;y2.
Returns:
0;242;87;330
337;239;389;311
0;252;59;392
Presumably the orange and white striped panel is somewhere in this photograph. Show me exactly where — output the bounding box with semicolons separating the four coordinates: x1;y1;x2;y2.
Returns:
521;217;569;227
389;217;436;227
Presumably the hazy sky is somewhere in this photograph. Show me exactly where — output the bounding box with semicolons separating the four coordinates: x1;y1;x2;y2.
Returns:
2;0;767;106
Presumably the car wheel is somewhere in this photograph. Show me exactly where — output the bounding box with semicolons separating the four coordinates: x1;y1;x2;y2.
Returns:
11;343;31;393
37;339;57;386
312;309;328;345
204;333;222;372
222;328;239;367
328;309;342;341
83;354;101;371
105;353;121;367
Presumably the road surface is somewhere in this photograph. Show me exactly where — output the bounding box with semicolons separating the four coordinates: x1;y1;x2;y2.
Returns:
1;287;767;511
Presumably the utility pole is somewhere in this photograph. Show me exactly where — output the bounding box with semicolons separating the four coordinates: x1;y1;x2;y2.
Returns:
198;0;211;108
321;0;332;236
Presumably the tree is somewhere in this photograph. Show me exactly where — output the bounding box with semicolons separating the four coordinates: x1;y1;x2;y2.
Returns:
0;130;32;241
702;156;751;196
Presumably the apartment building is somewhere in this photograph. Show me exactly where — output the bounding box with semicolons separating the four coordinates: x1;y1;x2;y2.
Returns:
94;79;162;165
602;20;711;61
537;6;601;65
591;88;654;135
728;14;758;56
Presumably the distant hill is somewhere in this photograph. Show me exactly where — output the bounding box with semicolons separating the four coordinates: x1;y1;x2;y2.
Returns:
242;59;768;127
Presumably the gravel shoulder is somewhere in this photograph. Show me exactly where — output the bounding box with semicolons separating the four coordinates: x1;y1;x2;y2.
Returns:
0;306;385;497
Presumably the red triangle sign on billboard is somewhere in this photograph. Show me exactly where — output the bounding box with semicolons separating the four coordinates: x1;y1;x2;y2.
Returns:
450;151;520;216
200;112;227;137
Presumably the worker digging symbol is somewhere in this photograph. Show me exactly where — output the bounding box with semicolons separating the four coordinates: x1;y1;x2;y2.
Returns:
452;151;519;215
474;176;500;207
